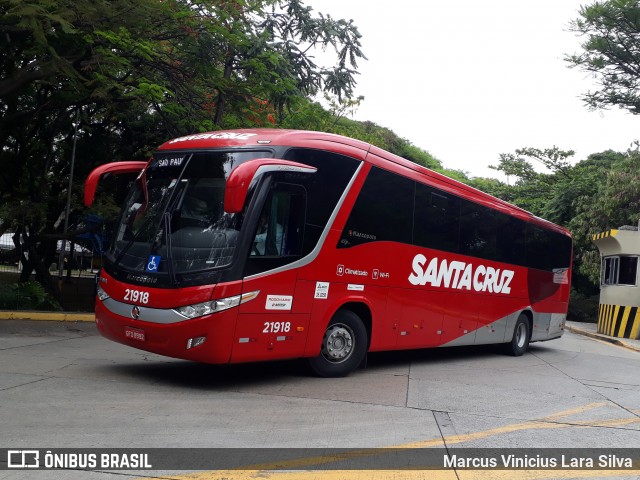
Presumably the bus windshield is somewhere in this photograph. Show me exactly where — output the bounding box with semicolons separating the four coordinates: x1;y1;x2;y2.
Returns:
109;150;270;277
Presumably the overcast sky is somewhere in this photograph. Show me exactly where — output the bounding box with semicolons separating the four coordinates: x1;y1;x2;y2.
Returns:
305;0;640;179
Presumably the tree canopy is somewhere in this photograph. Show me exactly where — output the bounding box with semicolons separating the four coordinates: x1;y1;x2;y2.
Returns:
0;0;369;301
0;0;443;306
567;0;640;113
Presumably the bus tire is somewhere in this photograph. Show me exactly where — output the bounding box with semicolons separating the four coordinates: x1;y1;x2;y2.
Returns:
506;314;530;356
308;310;368;377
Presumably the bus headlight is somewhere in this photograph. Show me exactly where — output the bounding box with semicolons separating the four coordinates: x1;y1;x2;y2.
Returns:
174;290;259;319
96;284;110;301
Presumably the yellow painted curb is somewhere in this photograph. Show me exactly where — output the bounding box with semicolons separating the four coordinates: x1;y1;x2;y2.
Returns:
0;311;94;322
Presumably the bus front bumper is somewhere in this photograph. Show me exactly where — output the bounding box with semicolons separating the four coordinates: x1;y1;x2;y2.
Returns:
94;298;237;364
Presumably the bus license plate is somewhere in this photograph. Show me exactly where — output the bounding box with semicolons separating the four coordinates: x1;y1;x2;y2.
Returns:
125;326;146;342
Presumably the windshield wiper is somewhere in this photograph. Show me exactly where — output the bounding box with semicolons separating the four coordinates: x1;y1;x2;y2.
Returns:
163;211;177;286
113;198;168;267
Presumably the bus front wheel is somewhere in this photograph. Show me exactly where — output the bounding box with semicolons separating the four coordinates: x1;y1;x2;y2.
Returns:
308;310;368;377
506;314;531;356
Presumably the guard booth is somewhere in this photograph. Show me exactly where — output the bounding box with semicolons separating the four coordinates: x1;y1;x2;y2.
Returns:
592;227;640;339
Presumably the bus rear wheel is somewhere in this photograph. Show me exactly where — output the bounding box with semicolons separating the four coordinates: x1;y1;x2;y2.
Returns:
308;310;367;377
506;313;531;356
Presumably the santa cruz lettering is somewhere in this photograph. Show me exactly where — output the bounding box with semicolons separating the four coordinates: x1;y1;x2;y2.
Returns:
408;254;514;294
167;132;257;143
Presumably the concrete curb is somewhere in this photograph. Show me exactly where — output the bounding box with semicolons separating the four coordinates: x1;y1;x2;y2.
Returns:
565;324;640;353
0;311;94;322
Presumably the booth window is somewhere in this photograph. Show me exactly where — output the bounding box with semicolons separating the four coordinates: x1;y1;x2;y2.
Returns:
602;256;638;286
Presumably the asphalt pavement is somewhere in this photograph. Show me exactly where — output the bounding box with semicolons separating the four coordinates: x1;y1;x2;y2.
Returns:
564;320;640;353
0;310;638;352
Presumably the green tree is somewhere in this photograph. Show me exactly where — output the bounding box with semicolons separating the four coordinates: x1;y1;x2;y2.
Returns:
0;0;365;305
466;176;513;200
570;149;640;285
279;94;445;170
488;147;576;217
214;0;366;125
1;0;190;299
567;0;640;113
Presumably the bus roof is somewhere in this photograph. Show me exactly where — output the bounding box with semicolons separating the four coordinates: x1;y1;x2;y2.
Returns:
157;129;570;237
157;129;371;153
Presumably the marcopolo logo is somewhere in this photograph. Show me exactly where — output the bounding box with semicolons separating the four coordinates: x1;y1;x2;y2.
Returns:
408;254;514;294
348;230;377;241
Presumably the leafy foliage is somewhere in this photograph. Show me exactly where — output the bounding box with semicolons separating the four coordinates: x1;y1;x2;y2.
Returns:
570;149;640;285
0;281;62;311
567;0;640;112
0;0;367;305
484;147;576;216
280;95;444;169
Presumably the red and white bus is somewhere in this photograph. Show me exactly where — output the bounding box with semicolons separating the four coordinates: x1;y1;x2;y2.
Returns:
84;129;572;377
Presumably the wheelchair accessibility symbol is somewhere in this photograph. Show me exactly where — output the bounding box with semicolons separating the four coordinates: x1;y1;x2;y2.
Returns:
146;255;161;272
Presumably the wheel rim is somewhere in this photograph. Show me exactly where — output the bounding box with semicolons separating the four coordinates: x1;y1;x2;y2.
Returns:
515;322;527;348
321;323;354;364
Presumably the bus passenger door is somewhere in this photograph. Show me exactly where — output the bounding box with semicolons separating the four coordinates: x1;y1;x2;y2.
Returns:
235;269;309;363
232;182;311;363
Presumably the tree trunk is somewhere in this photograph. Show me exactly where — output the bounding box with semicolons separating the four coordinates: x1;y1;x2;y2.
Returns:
14;229;62;304
214;53;235;126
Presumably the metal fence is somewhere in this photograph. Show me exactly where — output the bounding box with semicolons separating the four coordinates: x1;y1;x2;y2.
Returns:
0;232;19;273
0;232;100;311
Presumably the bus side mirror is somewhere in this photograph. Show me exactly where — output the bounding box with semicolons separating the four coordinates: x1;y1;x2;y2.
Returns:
224;159;317;214
84;161;148;207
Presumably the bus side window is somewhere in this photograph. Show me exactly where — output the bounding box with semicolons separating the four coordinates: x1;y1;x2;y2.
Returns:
250;184;306;259
338;166;414;248
526;224;572;271
459;200;498;261
414;183;460;253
